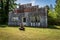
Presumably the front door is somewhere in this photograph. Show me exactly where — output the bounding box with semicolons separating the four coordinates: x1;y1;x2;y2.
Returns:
22;17;26;26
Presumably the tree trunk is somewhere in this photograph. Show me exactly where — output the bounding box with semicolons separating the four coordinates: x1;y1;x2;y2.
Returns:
4;0;9;24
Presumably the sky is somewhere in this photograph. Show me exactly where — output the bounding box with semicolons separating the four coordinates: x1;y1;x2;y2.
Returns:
15;0;56;8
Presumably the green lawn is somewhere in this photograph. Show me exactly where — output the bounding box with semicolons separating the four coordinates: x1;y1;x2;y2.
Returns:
0;26;60;40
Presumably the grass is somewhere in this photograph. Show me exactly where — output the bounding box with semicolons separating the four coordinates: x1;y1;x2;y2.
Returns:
0;26;60;40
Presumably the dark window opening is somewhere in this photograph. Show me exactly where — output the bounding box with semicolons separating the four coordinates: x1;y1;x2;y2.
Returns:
36;19;37;22
35;17;40;22
23;18;26;22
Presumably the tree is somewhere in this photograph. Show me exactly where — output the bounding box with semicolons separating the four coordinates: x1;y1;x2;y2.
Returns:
48;9;57;25
0;0;17;24
47;4;57;25
0;0;4;24
55;0;60;23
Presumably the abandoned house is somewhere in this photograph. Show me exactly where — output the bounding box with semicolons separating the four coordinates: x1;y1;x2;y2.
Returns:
8;3;48;27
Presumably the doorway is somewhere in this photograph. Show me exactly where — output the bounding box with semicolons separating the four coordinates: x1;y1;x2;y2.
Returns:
22;17;26;26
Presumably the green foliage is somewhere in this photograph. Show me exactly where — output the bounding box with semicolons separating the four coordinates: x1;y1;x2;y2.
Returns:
55;0;60;25
0;0;17;24
48;9;57;25
55;0;60;14
55;0;60;19
48;10;57;19
9;0;17;11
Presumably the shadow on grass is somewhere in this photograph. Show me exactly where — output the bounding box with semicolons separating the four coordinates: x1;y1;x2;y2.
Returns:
0;25;7;28
47;25;60;30
8;25;19;27
0;25;60;30
25;25;60;30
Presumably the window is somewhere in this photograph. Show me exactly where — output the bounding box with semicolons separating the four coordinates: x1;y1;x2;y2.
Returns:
23;18;26;22
34;16;40;22
30;16;35;22
12;17;19;21
30;16;40;22
36;16;40;22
